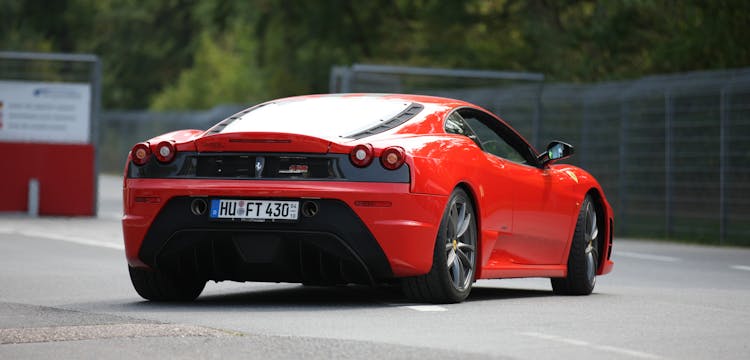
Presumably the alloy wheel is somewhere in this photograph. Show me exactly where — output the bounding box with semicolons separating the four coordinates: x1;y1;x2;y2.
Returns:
444;198;476;291
583;201;599;283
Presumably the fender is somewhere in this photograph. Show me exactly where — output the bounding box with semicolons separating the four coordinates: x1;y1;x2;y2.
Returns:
551;165;615;275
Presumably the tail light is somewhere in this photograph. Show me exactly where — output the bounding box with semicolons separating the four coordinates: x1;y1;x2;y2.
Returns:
350;144;374;167
380;146;405;170
155;141;176;163
131;143;151;166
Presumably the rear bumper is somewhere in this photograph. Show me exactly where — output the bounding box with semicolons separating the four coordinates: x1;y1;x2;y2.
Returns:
123;179;447;280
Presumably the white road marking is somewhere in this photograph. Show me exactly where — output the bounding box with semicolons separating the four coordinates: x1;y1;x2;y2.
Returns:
730;265;750;272
594;344;662;359
98;212;123;220
520;332;661;359
0;227;124;250
617;251;680;262
403;305;447;312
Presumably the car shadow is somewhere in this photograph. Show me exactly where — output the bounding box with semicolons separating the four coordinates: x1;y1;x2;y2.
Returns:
466;286;553;302
108;283;558;313
125;284;402;312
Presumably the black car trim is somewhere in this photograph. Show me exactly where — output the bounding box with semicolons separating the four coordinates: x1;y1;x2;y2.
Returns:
343;102;424;139
127;152;410;183
138;197;394;285
204;104;268;136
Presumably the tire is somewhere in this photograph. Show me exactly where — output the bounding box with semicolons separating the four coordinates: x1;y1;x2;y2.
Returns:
551;195;600;295
128;266;205;301
402;188;478;303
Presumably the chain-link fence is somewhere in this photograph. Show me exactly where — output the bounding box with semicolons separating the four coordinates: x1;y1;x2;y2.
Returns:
333;65;750;246
542;72;750;246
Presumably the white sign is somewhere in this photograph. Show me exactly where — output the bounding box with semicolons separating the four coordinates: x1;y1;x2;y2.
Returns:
0;80;91;144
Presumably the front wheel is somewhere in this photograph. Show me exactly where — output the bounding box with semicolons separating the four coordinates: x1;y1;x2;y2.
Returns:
551;195;600;295
402;188;477;303
129;266;205;301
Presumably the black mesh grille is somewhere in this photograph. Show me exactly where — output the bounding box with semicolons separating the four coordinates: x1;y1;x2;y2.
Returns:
194;155;341;179
128;152;409;183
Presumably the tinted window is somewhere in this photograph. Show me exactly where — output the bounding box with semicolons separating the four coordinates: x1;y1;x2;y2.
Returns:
456;109;537;165
445;112;472;136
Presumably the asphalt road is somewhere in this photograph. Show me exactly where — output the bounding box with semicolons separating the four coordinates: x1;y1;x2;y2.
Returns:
1;175;749;359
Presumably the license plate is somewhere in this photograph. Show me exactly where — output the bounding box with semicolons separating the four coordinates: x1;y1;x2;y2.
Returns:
209;199;299;221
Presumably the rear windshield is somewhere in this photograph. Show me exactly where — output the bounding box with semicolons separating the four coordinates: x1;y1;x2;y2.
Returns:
218;96;417;139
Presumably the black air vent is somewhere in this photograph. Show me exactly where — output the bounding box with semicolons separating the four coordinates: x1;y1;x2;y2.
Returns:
344;103;424;139
127;152;409;183
196;155;340;179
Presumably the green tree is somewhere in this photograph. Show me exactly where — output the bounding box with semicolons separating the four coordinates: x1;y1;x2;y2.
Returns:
2;0;749;110
150;29;265;109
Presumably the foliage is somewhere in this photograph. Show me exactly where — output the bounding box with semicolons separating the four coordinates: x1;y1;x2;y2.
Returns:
2;0;749;109
150;30;265;110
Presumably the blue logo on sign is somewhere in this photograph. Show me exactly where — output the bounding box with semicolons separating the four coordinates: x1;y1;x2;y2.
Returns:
210;199;220;217
33;87;81;99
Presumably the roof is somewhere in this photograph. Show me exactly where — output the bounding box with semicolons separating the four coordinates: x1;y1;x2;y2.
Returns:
209;94;468;141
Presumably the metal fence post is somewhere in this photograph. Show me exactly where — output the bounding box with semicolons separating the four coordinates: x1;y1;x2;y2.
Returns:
341;68;352;93
27;178;39;217
580;91;590;168
329;66;352;93
618;96;629;234
665;91;674;239
532;81;544;149
90;55;102;216
719;86;730;245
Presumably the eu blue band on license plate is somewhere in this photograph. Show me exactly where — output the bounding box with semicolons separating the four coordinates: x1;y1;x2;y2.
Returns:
209;199;299;220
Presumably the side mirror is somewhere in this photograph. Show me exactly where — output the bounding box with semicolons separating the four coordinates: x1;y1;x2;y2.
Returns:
538;141;574;165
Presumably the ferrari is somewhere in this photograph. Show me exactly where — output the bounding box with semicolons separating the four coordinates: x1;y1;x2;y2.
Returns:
123;93;614;303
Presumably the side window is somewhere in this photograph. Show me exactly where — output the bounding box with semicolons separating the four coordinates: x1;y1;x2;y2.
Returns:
458;109;534;165
444;112;480;147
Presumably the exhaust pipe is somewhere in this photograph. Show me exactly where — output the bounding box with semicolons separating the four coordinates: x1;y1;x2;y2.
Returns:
190;198;208;216
301;201;319;218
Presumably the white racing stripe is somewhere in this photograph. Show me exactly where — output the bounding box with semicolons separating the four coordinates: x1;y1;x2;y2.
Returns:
520;332;662;359
730;265;750;272
0;227;124;250
617;251;680;262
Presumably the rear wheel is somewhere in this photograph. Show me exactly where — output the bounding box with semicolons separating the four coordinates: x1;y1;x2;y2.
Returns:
551;195;600;295
128;266;205;301
402;188;477;303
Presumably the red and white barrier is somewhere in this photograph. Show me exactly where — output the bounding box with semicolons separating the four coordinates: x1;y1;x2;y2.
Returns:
0;80;96;216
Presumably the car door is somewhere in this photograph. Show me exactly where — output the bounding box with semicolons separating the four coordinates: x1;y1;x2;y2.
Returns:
456;108;574;265
444;111;514;266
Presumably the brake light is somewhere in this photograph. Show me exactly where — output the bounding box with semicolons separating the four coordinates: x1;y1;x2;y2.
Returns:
155;141;176;163
380;146;405;170
131;143;151;166
350;144;374;167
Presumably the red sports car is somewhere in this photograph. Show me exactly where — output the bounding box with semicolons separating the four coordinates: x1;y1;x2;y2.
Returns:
123;94;614;303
